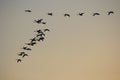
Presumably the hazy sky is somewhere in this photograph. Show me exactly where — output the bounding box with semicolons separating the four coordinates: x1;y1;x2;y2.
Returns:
0;0;120;80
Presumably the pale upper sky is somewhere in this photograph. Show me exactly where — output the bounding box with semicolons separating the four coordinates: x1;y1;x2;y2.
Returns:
0;0;120;80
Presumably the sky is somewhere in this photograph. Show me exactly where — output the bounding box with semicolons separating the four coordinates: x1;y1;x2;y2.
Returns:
0;0;120;80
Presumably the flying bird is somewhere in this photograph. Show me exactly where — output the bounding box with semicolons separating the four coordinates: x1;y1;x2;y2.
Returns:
78;13;84;16
25;10;32;12
42;22;46;24
93;13;100;16
18;52;25;56
16;59;22;63
108;11;114;15
47;13;53;16
30;37;36;42
64;14;70;17
36;33;45;37
25;42;36;46
34;29;43;33
44;29;50;32
37;37;45;41
22;53;28;58
22;46;32;51
34;19;43;24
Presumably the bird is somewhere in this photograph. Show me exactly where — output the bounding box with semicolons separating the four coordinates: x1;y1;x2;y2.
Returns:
18;52;25;56
16;59;22;63
36;33;45;37
42;22;46;24
34;19;43;24
37;37;45;41
22;53;28;58
108;11;114;15
64;14;70;17
44;29;50;32
25;42;36;46
30;37;36;42
25;10;31;12
35;30;45;36
47;13;53;16
22;46;32;50
34;29;43;33
93;13;100;16
78;13;84;16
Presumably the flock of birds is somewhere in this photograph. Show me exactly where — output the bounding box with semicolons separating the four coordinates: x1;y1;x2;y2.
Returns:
16;9;115;63
16;10;50;63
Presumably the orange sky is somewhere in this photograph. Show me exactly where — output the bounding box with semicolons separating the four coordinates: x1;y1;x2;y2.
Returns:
0;0;120;80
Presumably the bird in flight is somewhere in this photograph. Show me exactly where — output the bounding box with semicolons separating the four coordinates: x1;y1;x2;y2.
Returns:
25;10;32;12
18;52;25;56
22;46;32;50
78;13;84;16
16;59;22;63
64;14;70;17
34;19;43;24
25;41;36;46
22;53;28;58
42;22;46;24
44;29;50;32
37;36;45;41
47;13;53;16
93;13;100;16
108;11;114;15
30;37;37;42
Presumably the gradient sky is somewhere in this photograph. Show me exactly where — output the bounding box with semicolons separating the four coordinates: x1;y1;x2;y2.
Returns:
0;0;120;80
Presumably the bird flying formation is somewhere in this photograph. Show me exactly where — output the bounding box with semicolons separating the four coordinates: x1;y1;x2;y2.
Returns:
16;9;116;63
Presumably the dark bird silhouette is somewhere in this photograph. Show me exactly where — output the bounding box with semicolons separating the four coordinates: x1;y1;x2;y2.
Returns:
78;13;84;16
37;37;45;41
108;11;114;15
47;13;53;16
35;29;45;36
36;33;45;37
16;59;22;63
18;52;25;56
64;14;70;17
30;37;36;42
25;41;36;46
34;19;43;24
44;29;50;32
22;46;32;50
25;10;31;12
22;53;28;58
34;29;42;33
93;13;100;16
42;22;46;24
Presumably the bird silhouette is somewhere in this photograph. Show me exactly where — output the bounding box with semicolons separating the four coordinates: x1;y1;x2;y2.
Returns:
30;37;36;42
93;13;100;16
25;41;36;46
64;14;70;17
44;29;50;32
78;13;84;16
18;52;25;56
22;46;32;50
42;22;46;24
36;33;45;37
25;10;31;12
22;53;28;58
108;11;114;15
34;29;42;33
16;59;22;63
34;19;43;24
37;37;45;41
47;13;53;16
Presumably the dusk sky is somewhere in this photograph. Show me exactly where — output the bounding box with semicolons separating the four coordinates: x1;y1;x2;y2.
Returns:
0;0;120;80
